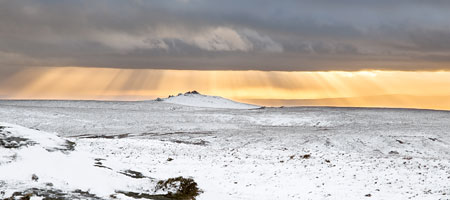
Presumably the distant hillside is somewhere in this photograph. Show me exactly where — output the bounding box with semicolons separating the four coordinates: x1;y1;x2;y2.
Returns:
159;91;260;109
239;95;450;111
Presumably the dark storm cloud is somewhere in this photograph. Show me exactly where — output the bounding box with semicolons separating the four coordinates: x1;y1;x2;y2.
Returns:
1;0;450;73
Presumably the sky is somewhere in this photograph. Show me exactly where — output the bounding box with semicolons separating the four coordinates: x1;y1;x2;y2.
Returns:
1;0;450;110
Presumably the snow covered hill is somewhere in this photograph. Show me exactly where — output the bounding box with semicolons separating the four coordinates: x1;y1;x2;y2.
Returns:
159;91;260;109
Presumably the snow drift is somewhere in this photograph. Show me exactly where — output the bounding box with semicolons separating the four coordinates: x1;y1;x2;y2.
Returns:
0;123;201;200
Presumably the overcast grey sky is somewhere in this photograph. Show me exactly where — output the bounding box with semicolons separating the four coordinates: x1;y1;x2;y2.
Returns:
1;0;450;72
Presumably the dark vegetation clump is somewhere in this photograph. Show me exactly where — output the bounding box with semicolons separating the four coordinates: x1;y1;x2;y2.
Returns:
120;169;146;179
63;140;76;151
302;154;311;159
116;191;171;200
171;140;208;146
155;176;202;200
93;158;112;170
16;193;32;200
388;151;399;155
0;126;75;152
79;133;130;139
31;174;39;182
54;140;76;152
45;139;76;153
0;127;36;149
0;136;34;149
1;126;31;149
72;189;102;199
4;188;102;200
116;176;201;199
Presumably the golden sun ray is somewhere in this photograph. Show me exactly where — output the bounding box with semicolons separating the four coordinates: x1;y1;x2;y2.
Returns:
2;66;450;110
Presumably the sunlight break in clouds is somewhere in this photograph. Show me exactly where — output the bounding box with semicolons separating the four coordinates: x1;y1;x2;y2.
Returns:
1;67;450;110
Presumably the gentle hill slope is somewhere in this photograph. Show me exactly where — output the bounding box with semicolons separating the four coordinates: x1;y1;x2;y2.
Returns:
159;91;260;109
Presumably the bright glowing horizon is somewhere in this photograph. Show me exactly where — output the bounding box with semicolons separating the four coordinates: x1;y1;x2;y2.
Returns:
1;66;450;110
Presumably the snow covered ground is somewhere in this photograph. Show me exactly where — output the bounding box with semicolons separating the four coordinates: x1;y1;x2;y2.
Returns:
0;94;449;199
161;91;259;109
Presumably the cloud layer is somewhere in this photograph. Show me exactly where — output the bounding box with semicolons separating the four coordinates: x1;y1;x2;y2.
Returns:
1;0;450;71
